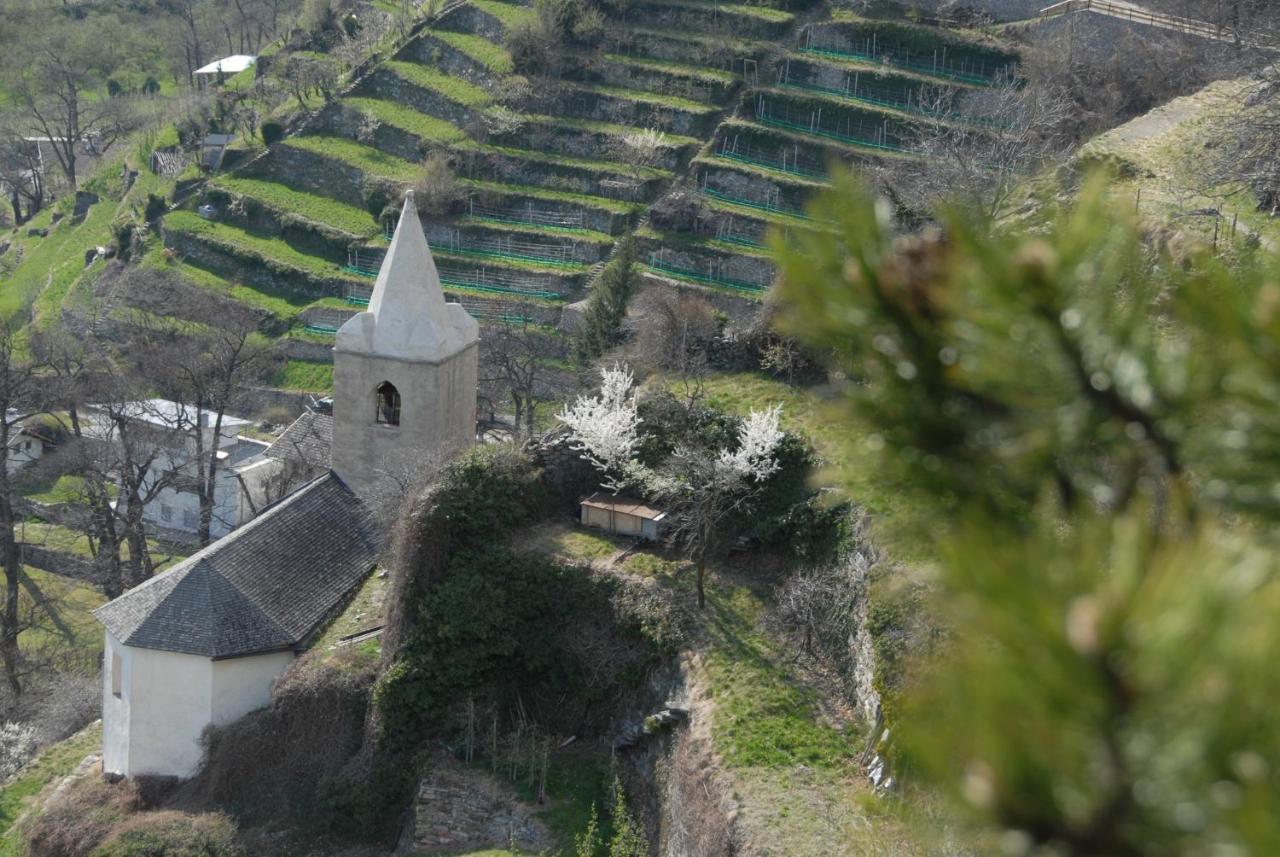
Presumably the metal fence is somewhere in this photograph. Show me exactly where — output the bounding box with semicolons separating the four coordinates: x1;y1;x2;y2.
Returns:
753;95;914;155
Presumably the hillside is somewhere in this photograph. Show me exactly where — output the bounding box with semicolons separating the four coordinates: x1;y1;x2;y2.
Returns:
143;0;1017;393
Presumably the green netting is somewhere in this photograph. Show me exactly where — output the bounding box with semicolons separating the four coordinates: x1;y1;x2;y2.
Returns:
304;324;339;335
701;186;816;222
714;150;829;181
440;246;580;268
778;78;1009;129
646;258;766;294
800;46;997;87
757;113;914;155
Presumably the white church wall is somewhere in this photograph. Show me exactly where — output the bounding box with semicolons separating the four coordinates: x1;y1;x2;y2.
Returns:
121;643;213;777
210;649;294;726
101;631;132;776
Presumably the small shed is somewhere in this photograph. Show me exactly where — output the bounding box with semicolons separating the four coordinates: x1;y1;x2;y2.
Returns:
200;134;235;173
193;55;256;83
580;493;667;541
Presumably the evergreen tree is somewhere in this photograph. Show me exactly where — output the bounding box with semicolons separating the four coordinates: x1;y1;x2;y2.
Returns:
576;235;638;361
775;168;1280;856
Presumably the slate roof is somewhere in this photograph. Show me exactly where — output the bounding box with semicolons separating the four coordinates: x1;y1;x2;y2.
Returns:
265;412;333;469
95;472;378;659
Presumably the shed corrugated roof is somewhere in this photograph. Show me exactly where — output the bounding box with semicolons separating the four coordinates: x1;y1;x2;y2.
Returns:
581;492;666;521
94;472;377;659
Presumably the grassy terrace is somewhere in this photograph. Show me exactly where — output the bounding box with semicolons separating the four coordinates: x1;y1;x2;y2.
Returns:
282;135;419;182
164;211;356;281
455;216;615;244
430;29;515;74
638;225;774;257
211;176;381;238
435;246;589;275
273;357;335;392
641;0;794;23
461;177;640;215
0;724;102;856
567;81;719;113
476;142;671;180
525;113;702;148
700;191;833;231
343;97;467;143
383;60;493;107
695;154;831;189
622;24;763;56
605;53;739;84
791;49;986;90
467;0;537;29
140;250;337;323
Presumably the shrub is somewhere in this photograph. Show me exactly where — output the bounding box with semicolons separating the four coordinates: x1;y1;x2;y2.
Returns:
362;182;390;218
574;234;638;361
22;776;141;857
90;812;243;857
259;121;285;146
143;193;167;224
407;152;465;218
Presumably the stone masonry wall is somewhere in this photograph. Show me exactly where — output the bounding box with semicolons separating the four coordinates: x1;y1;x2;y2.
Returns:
408;758;552;854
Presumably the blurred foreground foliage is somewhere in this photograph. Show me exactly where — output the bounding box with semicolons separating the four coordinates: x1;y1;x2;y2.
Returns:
774;170;1280;856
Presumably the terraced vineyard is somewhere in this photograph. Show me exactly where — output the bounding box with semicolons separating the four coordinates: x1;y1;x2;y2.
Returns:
162;0;1018;387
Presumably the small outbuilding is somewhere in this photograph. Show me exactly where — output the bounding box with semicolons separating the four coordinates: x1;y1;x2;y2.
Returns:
580;493;667;541
193;55;256;82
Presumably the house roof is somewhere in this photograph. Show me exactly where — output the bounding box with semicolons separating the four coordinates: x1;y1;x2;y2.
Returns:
89;399;252;432
265;411;333;469
194;55;256;76
94;472;379;659
581;492;667;521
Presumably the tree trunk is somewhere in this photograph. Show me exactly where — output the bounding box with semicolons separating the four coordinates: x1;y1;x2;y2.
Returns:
696;556;706;610
0;444;21;697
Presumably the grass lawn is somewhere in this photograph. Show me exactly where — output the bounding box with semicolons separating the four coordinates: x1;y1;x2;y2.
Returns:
281;136;419;183
344;97;468;144
211;176;381;238
431;30;515;74
273;358;335;392
572;82;717;114
462;178;639;216
384;61;492;107
469;0;537;29
0;723;102;857
163;211;349;281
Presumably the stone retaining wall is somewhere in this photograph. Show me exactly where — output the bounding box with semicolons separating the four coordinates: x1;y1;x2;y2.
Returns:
407;758;552;854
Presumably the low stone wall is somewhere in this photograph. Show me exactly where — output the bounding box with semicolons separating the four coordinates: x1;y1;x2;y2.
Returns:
162;229;347;301
402;33;498;86
204;188;358;264
595;61;735;105
355;68;475;128
524;86;716;138
466;183;629;235
455;148;661;203
495;121;688;173
699;164;811;213
435;4;505;41
244;143;376;211
630;0;793;40
407;758;552;854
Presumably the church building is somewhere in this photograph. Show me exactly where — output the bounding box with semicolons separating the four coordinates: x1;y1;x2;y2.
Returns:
94;194;479;778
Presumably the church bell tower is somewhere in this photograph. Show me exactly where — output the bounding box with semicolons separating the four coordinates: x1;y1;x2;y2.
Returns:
331;192;479;498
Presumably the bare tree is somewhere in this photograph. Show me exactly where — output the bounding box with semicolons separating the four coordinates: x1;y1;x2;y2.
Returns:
1205;63;1280;216
0;322;44;695
4;16;137;190
128;295;276;547
657;407;784;609
480;320;575;440
0;129;46;225
886;78;1074;222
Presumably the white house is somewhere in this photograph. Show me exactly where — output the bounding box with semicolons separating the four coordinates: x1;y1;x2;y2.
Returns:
95;472;378;778
95;192;478;779
6;426;49;475
83;400;282;540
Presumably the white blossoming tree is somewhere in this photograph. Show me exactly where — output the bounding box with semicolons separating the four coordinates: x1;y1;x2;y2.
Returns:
559;367;784;608
663;404;784;608
556;364;643;494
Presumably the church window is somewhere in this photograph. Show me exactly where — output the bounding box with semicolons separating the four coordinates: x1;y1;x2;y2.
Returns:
111;651;122;697
376;382;401;426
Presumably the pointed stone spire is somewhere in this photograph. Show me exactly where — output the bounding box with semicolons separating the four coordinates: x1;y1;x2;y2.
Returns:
335;191;478;362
